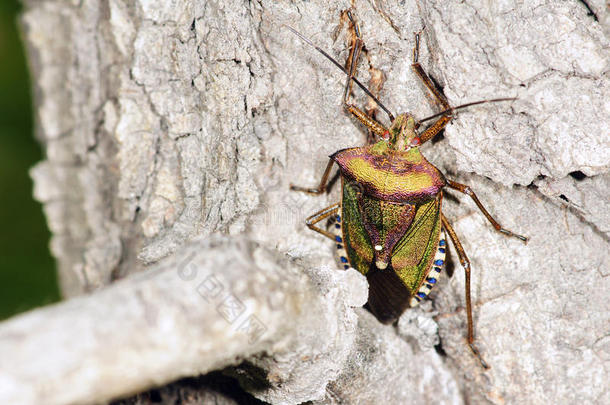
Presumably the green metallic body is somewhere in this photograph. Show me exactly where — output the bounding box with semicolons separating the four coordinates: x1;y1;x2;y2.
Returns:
333;138;445;323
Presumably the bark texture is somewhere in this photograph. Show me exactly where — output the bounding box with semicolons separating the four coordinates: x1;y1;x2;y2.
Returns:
3;0;608;404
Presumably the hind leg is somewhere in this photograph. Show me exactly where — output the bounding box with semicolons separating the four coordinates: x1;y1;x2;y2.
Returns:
441;213;489;369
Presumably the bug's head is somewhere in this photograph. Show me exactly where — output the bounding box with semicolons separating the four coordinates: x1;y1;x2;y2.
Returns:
386;113;420;150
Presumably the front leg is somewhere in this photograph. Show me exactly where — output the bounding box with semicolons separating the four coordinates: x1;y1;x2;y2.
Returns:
411;31;453;144
290;159;335;195
342;11;389;138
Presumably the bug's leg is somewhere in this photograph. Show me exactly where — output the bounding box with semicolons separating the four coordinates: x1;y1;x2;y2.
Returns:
417;111;452;145
412;31;451;110
344;11;385;144
342;10;362;107
303;203;341;241
411;31;453;144
283;21;395;122
446;179;528;243
345;104;389;137
441;213;489;369
290;159;335;195
342;11;389;138
364;67;385;144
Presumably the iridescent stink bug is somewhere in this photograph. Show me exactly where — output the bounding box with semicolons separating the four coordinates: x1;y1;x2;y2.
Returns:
287;13;528;367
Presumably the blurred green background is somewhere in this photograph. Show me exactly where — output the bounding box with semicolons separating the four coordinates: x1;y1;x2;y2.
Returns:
0;0;60;320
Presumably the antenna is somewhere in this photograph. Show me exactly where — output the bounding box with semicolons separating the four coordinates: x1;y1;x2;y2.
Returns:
418;97;517;124
283;24;395;121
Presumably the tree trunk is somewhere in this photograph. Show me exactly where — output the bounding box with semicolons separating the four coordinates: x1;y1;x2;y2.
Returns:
2;0;608;404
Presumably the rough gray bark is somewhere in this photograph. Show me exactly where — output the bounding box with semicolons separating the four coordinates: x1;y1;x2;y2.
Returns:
0;236;369;405
3;0;608;404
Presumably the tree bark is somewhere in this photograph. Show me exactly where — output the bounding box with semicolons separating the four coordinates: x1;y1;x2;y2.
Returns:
3;0;608;404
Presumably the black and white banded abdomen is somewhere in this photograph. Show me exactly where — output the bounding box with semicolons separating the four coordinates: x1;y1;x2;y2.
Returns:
410;230;446;307
329;213;350;270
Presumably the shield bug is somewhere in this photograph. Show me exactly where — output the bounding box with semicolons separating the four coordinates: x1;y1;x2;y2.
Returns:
287;13;527;367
